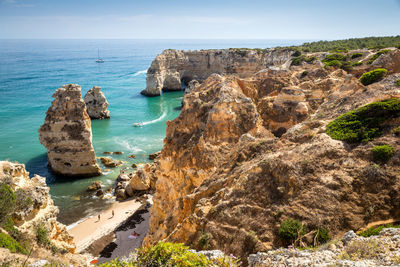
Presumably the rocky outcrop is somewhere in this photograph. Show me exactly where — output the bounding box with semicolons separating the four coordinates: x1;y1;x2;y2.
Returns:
142;52;400;262
83;86;110;119
141;48;293;96
248;228;400;266
0;161;75;253
38;84;101;177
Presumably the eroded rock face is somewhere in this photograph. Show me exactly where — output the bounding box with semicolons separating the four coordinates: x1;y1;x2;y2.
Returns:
141;48;293;96
38;84;101;177
0;161;75;253
143;56;400;262
83;86;110;119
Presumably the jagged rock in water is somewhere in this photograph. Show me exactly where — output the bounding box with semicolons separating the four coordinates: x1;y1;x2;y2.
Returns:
0;161;75;253
38;84;101;177
141;48;293;96
83;86;110;119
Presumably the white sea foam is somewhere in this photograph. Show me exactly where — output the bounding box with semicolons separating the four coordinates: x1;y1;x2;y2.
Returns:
141;111;167;126
132;69;148;77
66;218;87;230
113;137;144;153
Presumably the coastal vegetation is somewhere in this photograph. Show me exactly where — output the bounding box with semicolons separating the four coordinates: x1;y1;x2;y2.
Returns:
360;68;387;85
359;224;400;237
367;49;391;64
100;242;240;267
397;79;400;86
284;35;400;52
326;98;400;143
371;144;395;163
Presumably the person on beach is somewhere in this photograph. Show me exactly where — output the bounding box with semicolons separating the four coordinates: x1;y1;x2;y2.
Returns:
98;214;100;221
112;210;114;217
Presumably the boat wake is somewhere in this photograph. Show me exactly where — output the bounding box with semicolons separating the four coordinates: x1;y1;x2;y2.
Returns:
132;69;148;77
141;111;167;126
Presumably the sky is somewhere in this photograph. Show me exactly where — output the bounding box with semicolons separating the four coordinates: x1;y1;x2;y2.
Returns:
0;0;399;39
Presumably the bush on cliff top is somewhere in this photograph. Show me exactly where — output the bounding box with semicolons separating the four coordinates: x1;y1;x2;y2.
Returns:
396;79;400;86
135;242;240;267
371;145;395;163
0;183;16;225
326;98;400;143
360;68;387;86
278;218;305;242
0;233;28;255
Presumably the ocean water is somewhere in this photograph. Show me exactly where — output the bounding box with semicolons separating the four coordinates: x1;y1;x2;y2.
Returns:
0;39;306;225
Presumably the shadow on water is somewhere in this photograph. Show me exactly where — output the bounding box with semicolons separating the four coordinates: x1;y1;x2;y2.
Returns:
25;152;92;184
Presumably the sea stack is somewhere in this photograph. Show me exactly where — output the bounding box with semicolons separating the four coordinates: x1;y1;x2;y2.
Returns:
39;84;101;177
83;86;110;119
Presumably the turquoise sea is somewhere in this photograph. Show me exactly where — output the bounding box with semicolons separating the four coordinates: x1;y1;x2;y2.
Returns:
0;39;305;225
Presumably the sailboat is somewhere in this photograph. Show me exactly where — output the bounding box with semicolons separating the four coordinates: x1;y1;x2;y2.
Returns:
95;49;104;63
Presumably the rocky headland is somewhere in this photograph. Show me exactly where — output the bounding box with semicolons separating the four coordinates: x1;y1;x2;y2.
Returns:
84;86;110;119
38;84;101;177
141;48;293;96
0;161;90;266
137;47;400;263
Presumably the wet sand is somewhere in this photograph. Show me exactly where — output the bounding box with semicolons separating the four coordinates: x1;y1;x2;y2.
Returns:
68;197;146;253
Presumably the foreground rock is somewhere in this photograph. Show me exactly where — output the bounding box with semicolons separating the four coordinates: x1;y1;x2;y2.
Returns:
100;157;122;168
0;161;75;253
141;48;292;96
38;84;101;177
143;50;400;262
83;86;110;119
248;228;400;266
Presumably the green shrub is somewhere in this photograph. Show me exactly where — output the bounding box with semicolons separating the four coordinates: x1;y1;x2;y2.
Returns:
351;53;363;59
278;218;305;241
36;223;51;247
360;68;387;85
137;242;211;267
359;224;400;237
367;49;391;64
314;227;330;244
0;183;16;225
396;79;400;86
393;126;400;136
300;71;308;78
14;189;33;212
292;50;301;57
352;61;363;66
324;59;342;68
326;98;400;143
371;145;395;163
0;233;27;254
305;56;317;63
198;232;210;250
291;55;305;66
340;61;353;72
100;259;136;267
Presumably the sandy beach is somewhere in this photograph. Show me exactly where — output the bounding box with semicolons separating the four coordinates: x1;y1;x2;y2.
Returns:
68;198;145;253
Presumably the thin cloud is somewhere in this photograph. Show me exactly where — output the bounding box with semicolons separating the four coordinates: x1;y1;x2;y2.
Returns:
3;0;34;7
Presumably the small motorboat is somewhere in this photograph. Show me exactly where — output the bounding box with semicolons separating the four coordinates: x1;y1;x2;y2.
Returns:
133;122;143;127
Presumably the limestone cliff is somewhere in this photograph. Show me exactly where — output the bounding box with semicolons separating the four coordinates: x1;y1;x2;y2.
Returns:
141;48;292;96
143;49;400;261
84;86;110;119
39;84;101;177
0;161;75;253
